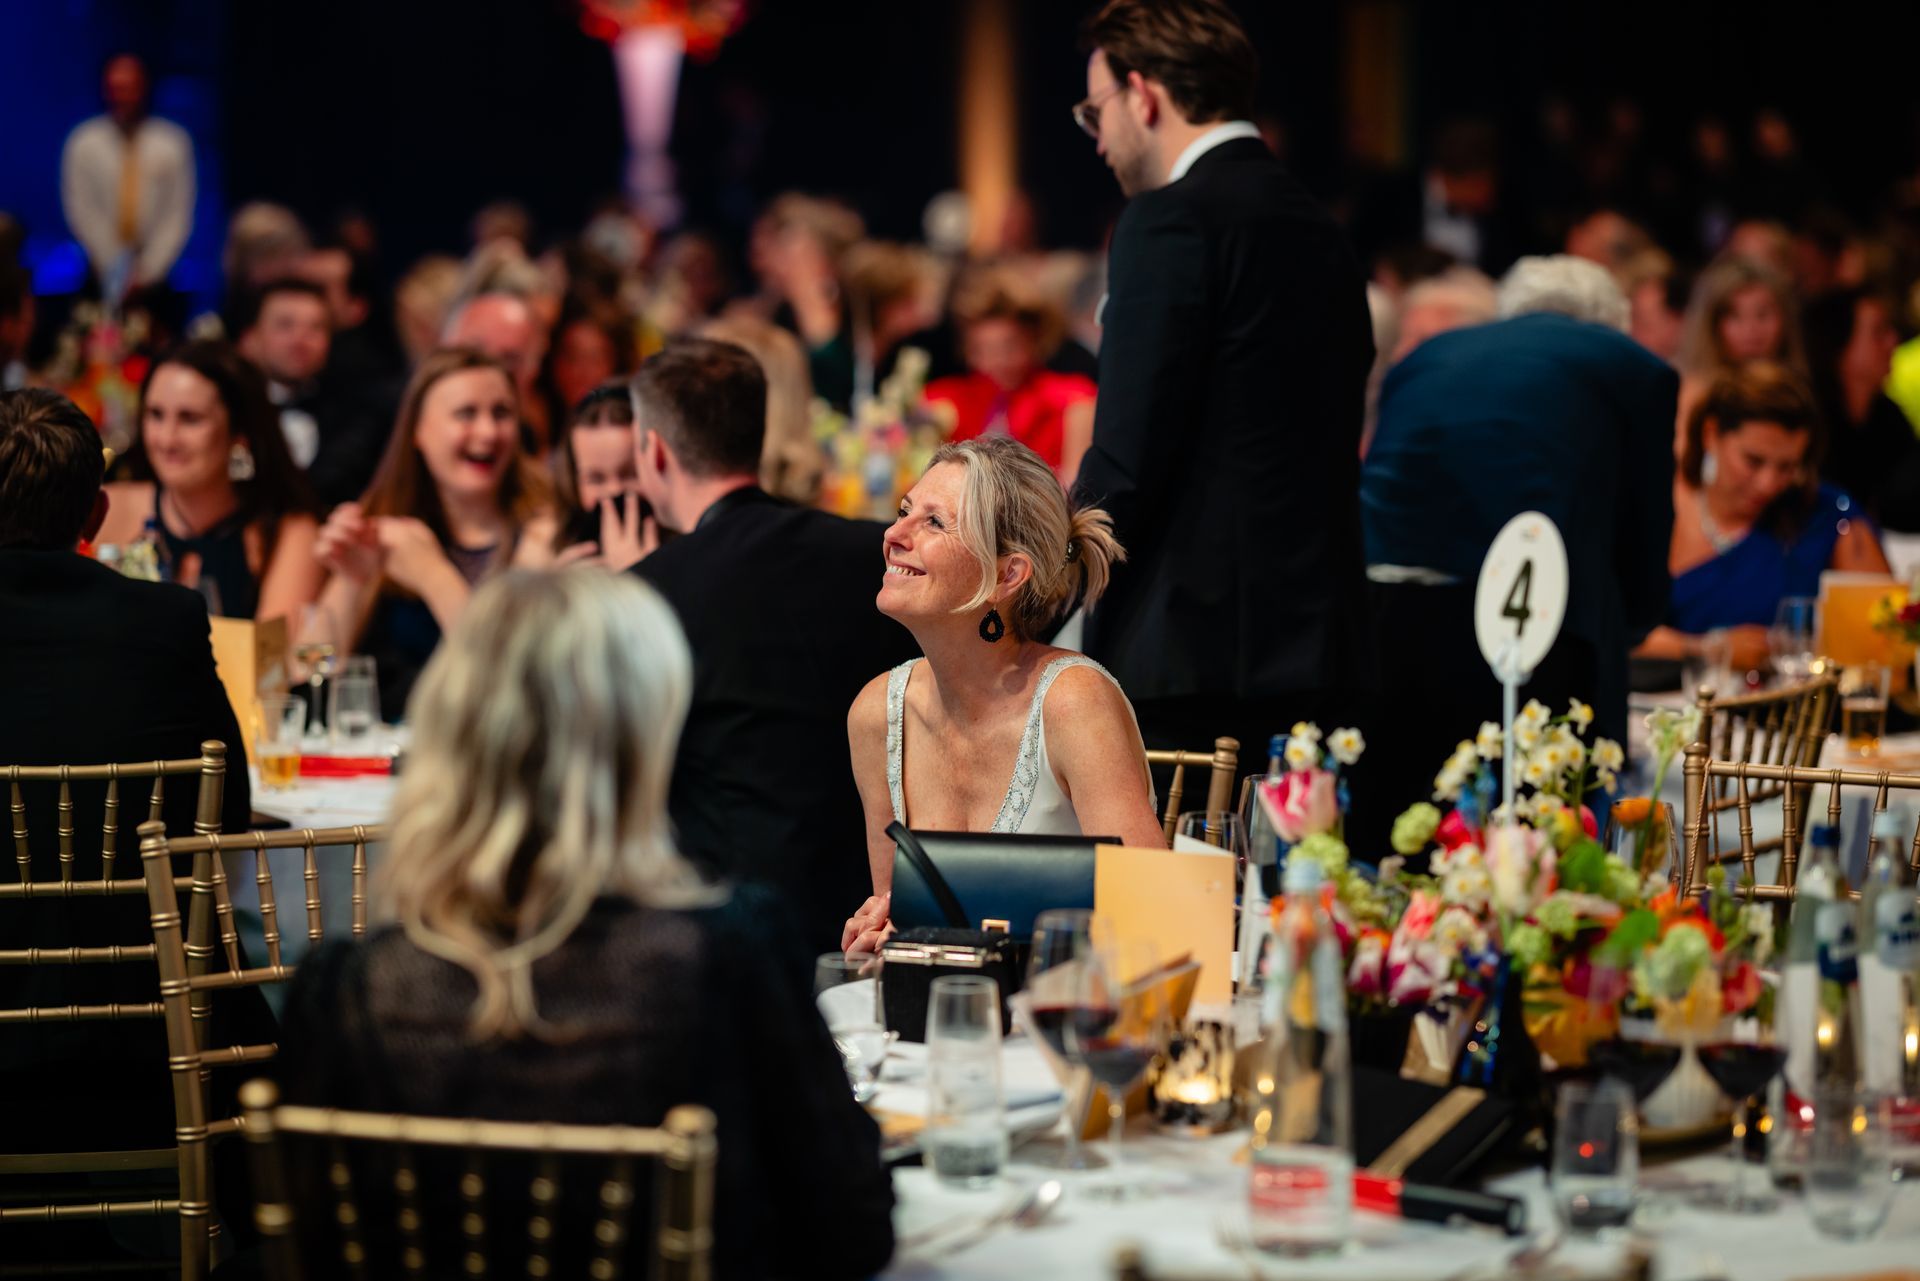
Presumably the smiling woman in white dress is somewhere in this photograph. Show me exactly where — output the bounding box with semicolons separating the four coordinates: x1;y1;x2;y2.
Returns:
840;436;1164;952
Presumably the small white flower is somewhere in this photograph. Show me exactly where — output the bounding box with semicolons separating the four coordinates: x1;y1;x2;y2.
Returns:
1595;767;1619;791
1327;727;1366;766
1514;721;1543;752
1531;793;1567;823
1475;721;1505;760
1536;743;1567;773
1291;721;1323;744
1519;699;1551;727
1284;736;1320;772
1592;738;1625;773
1567;699;1595;732
1561;739;1587;772
1522;756;1551;787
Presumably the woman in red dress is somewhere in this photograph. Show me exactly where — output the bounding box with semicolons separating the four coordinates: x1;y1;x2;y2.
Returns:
924;267;1097;486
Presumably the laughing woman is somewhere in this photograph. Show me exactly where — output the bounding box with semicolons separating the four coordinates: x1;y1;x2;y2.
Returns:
314;348;564;714
840;436;1165;952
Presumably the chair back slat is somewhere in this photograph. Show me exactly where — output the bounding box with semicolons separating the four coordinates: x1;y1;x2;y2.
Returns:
526;1156;562;1278
595;1158;638;1281
461;1157;490;1277
393;1146;429;1280
57;773;75;881
102;775;122;880
208;842;245;973
327;1137;372;1280
257;834;285;970
352;828;370;938
147;771;167;825
11;773;27;878
304;840;325;943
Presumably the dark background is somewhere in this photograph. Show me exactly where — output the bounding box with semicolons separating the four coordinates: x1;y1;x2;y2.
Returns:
4;0;1918;312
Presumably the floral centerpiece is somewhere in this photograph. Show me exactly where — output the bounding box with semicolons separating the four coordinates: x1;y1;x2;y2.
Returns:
814;346;951;521
37;301;151;455
1870;585;1920;645
1366;701;1649;1077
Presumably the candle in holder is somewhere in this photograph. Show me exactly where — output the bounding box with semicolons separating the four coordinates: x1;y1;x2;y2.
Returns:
1149;1021;1237;1135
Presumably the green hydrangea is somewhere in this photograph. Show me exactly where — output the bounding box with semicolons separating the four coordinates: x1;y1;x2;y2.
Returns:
1391;803;1441;854
1535;894;1581;940
1293;832;1349;876
1602;859;1642;905
1634;921;1712;1001
1508;923;1553;972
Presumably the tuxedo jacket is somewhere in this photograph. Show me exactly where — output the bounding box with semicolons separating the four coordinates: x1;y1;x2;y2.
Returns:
0;549;257;1148
633;489;917;952
1076;137;1378;706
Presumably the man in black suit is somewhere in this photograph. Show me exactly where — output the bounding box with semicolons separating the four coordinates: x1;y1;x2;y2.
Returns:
628;338;916;952
1360;258;1677;826
1073;0;1378;766
0;388;255;1157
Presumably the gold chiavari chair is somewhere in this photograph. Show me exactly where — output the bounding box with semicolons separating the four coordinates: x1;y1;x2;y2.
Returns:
238;1079;718;1281
1679;750;1920;901
1679;675;1838;892
0;741;226;1237
1145;737;1240;842
138;817;386;1278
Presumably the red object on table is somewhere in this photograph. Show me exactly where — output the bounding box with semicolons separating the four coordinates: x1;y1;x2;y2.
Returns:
296;756;393;778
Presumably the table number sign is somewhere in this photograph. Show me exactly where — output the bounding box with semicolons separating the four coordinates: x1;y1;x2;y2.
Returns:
1474;512;1569;816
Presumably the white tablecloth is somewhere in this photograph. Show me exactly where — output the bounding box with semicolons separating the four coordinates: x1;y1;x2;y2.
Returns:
884;1051;1920;1281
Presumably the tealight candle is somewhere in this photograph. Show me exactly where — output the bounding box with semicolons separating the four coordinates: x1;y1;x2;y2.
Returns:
1148;1021;1237;1135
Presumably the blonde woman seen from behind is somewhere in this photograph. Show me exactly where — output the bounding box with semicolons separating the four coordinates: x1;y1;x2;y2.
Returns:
842;436;1165;953
273;569;896;1279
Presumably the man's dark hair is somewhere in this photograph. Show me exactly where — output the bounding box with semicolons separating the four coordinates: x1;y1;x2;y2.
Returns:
234;276;329;335
314;234;378;305
1081;0;1258;125
0;389;104;550
0;264;30;321
632;337;766;478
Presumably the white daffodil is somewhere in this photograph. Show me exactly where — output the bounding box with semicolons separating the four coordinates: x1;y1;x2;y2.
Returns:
1328;727;1366;766
1567;699;1594;732
1291;721;1323;744
1595;767;1618;791
1592;738;1626;773
1561;739;1587;772
1522;756;1551;787
1537;743;1567;773
1519;699;1551;726
1284;736;1320;772
1475;721;1504;760
1514;720;1543;751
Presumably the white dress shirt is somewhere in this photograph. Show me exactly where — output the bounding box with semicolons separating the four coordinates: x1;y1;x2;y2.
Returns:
1165;119;1263;185
60;114;197;286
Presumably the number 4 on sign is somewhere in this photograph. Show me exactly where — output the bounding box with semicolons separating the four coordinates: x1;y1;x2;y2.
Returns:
1474;512;1569;818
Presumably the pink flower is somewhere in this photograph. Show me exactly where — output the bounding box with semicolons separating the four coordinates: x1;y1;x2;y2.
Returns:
1349;929;1390;998
1578;805;1599;839
1399;890;1441;942
1386;932;1452;1006
1264;768;1339;843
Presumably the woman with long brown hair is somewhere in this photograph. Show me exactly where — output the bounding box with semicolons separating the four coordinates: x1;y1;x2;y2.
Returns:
314;347;565;712
97;339;322;621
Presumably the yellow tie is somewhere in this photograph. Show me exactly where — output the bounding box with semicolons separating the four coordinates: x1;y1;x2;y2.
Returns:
116;134;140;246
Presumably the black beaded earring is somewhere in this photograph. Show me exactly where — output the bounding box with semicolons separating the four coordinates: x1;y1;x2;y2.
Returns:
979;608;1005;643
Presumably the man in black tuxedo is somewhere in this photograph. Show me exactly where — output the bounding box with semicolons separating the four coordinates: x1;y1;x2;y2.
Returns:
0;388;256;1158
1073;0;1378;766
628;338;916;952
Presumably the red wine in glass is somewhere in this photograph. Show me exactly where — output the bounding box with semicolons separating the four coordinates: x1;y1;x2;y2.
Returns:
1697;1043;1787;1103
1029;1003;1107;1064
1588;1039;1683;1102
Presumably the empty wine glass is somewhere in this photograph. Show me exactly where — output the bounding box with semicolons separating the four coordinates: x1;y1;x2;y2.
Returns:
814;951;891;1104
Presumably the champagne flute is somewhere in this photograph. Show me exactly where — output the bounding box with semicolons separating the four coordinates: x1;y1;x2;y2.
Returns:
1026;908;1107;1171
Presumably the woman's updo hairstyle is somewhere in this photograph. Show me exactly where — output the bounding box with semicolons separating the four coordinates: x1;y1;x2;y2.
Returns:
930;435;1125;640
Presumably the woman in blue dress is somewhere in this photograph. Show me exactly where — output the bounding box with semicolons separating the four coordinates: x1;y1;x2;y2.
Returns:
1637;360;1888;672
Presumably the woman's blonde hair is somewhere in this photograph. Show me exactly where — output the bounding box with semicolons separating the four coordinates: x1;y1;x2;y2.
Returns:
696;313;822;504
1676;254;1807;377
930;436;1124;640
378;568;709;1039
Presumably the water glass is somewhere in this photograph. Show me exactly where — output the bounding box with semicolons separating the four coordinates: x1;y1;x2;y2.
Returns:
1770;596;1818;681
329;657;381;747
926;975;1007;1188
814;952;890;1104
1806;1086;1896;1241
1607;800;1678;882
1683;628;1735;698
255;697;303;791
1551;1078;1638;1232
1840;663;1891;758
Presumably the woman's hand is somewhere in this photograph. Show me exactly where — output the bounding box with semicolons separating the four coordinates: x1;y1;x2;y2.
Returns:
841;893;892;953
375;517;454;597
314;502;382;582
597;493;658;573
1725;624;1771;674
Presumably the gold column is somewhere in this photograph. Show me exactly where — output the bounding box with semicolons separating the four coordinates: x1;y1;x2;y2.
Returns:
960;0;1017;258
1342;0;1411;170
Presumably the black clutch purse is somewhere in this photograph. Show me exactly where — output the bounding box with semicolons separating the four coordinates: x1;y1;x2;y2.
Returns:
885;822;1106;938
880;823;1062;1041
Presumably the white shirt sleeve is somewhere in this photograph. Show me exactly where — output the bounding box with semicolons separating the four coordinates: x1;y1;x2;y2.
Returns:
61;120;123;276
136;123;196;286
